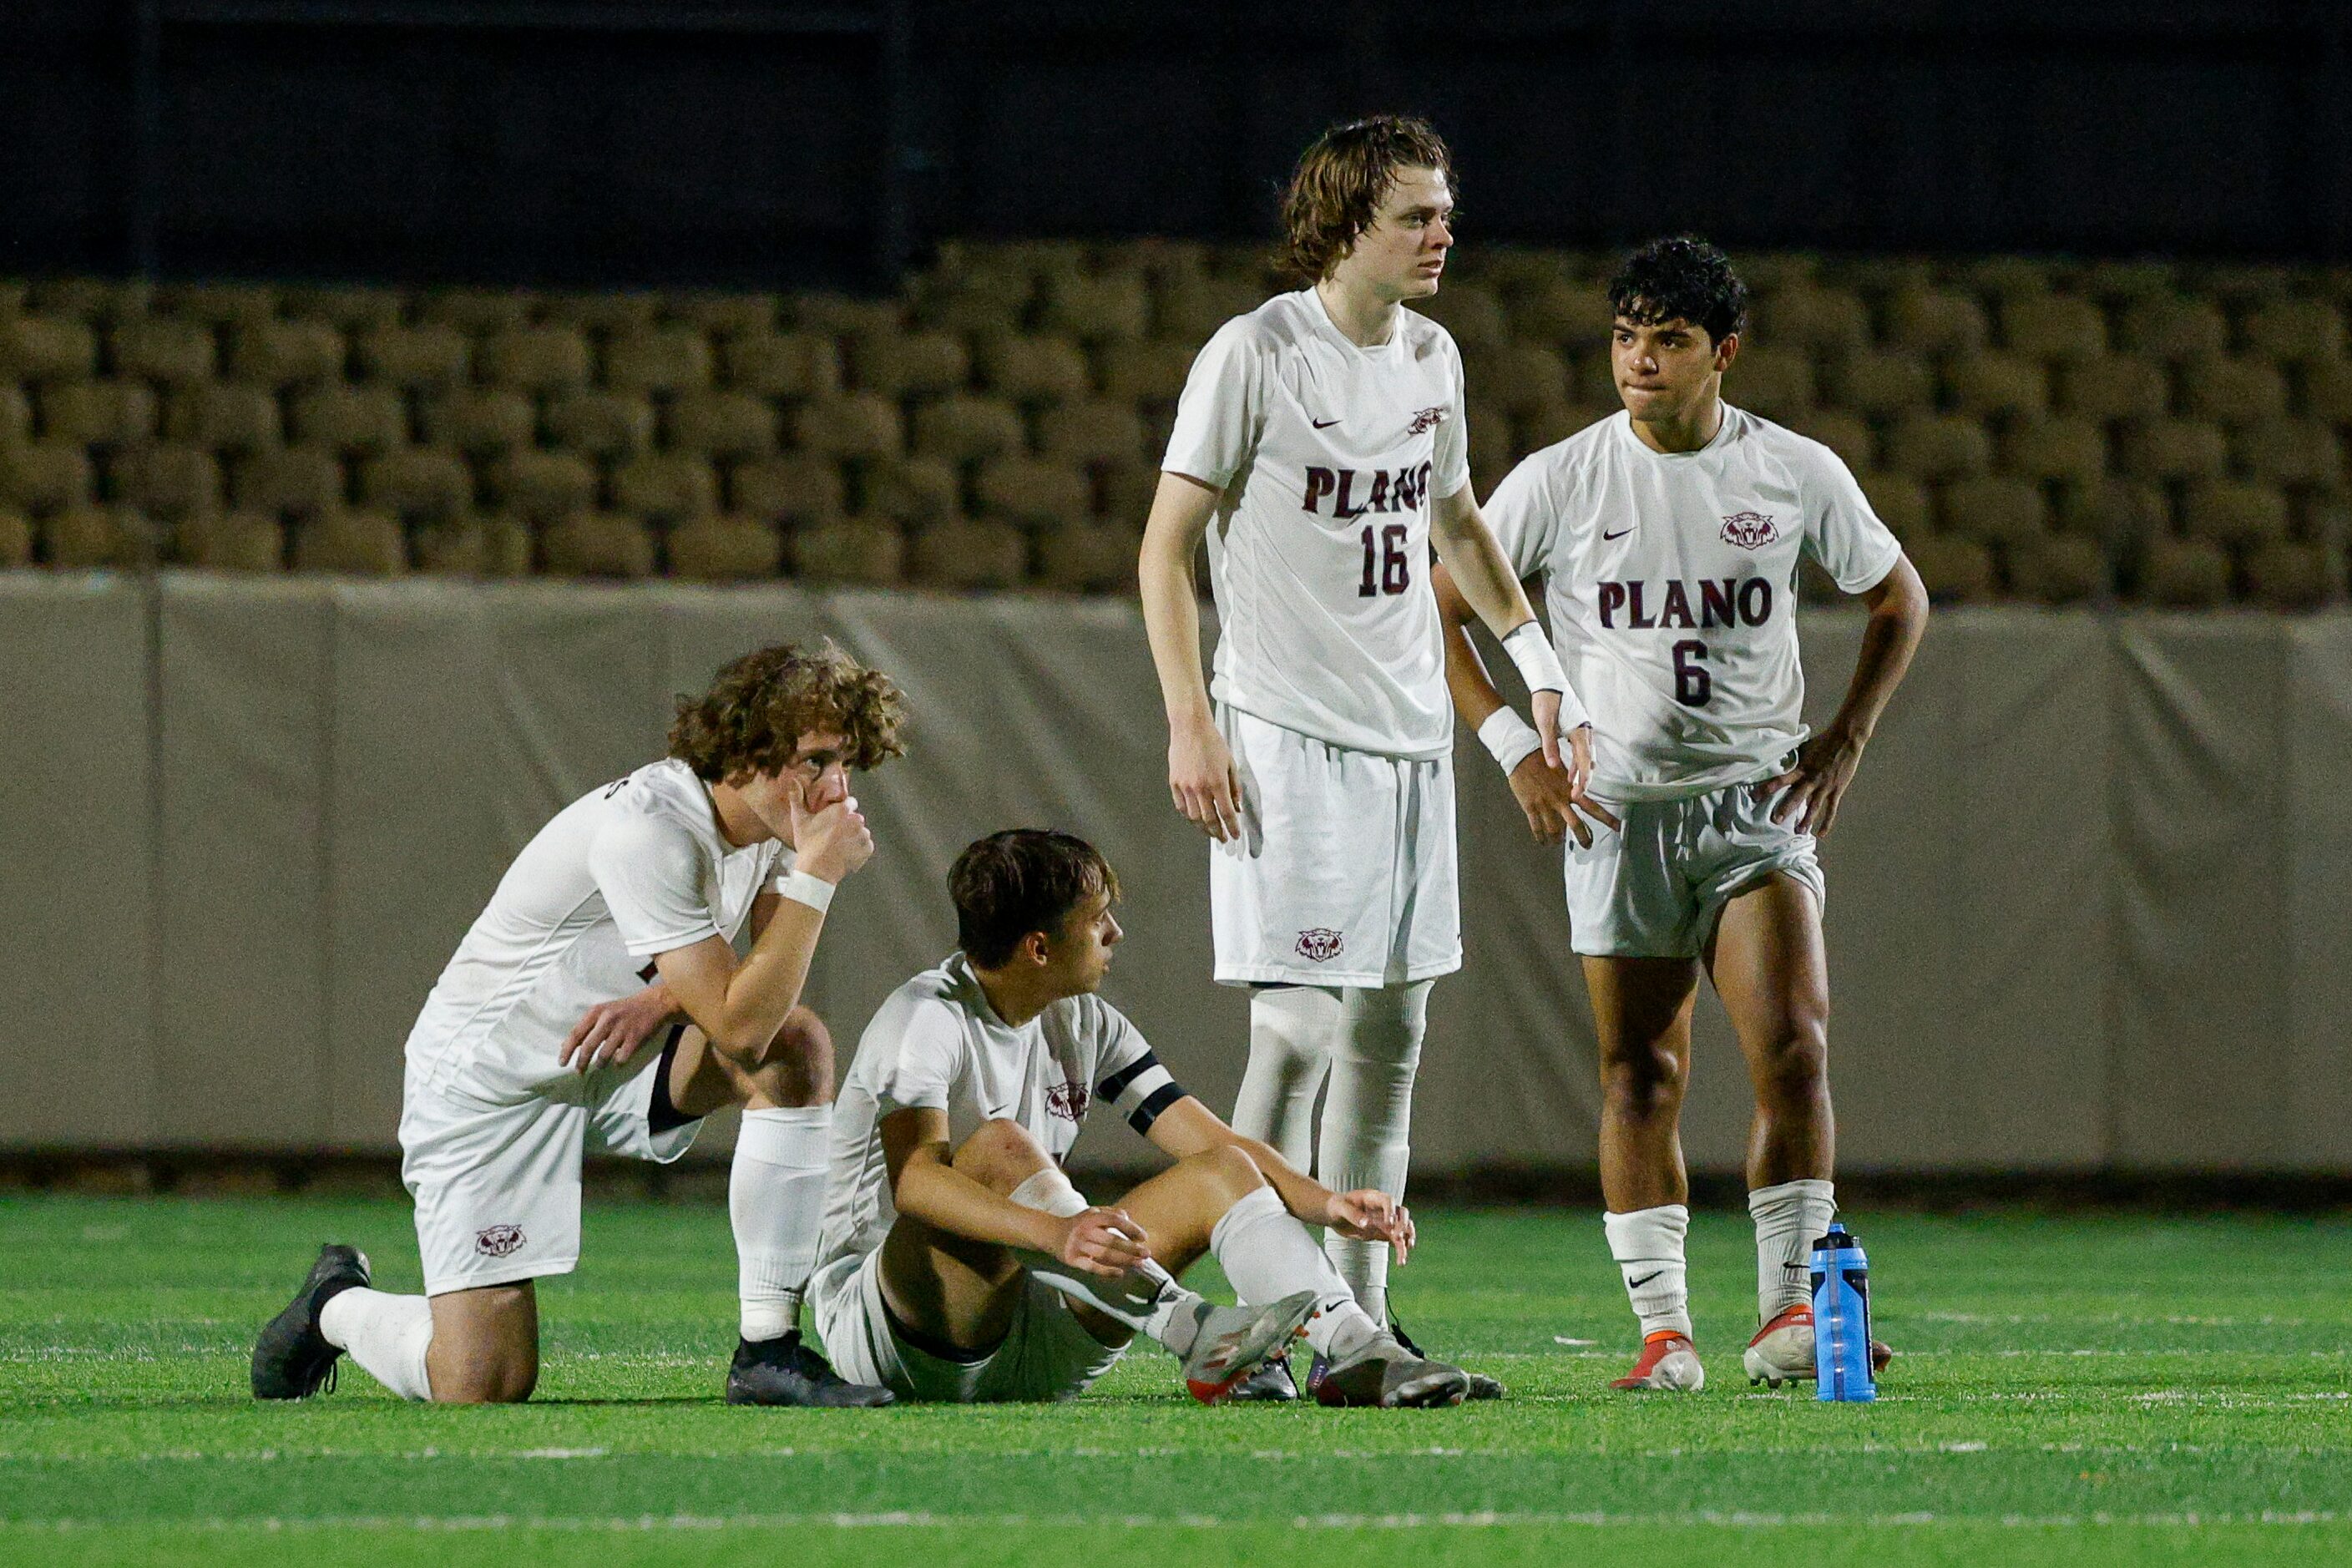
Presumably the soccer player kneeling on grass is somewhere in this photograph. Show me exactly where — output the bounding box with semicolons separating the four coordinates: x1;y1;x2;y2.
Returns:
804;829;1471;1408
253;642;904;1408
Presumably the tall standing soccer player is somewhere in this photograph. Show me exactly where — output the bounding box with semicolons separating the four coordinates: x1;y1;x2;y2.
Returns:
1436;238;1928;1392
251;643;905;1407
1139;115;1593;1399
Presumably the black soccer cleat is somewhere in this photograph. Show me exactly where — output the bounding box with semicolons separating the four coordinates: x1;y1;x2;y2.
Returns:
251;1242;372;1400
1393;1316;1505;1401
725;1332;896;1408
1225;1348;1301;1404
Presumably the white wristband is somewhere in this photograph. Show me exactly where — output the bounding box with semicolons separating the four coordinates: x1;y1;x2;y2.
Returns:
1478;706;1543;776
776;869;837;913
1500;620;1591;731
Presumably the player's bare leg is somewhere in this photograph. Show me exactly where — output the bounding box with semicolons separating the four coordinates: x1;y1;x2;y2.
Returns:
425;1282;539;1403
1585;955;1705;1390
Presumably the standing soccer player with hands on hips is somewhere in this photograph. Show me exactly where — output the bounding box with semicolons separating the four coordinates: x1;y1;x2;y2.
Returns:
1436;238;1926;1391
1140;115;1596;1399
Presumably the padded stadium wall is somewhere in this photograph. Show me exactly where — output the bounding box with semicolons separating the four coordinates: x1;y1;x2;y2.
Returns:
4;571;2349;1175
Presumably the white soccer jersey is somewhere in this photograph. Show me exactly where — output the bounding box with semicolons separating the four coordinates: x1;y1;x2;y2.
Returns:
403;757;790;1102
1485;406;1904;801
1163;290;1471;759
816;954;1182;1274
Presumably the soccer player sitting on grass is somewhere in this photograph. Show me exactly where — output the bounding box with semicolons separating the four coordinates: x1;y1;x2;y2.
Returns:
253;642;904;1408
805;829;1474;1407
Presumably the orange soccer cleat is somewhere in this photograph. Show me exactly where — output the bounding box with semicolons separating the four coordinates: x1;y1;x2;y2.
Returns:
1609;1330;1705;1391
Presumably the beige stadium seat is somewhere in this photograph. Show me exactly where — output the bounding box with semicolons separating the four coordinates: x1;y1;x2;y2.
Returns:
724;330;841;399
287;383;406;455
419;387;537;458
117;445;222;520
1096;460;1162;524
979;335;1091;404
154;282;277;329
1950;255;2055;302
479;324;592;394
1121;237;1210;286
279;284;405;332
541;291;661;334
1098;339;1195;404
2194;262;2295;305
2007;532;2107;604
1037;399;1146;465
1463;344;1570;418
2243;539;2333;609
1883;289;1990;357
1822;350;1933;418
1504;279;1615;351
0;312;98;382
1788;410;1875;472
358;448;473;522
2180;480;2289;547
2118;417;2228;483
908;516;1029;591
1409;286;1509;352
168;382;280;452
1038;273;1151;344
851;331;970;398
2122;294;2228;361
1904;533;1996;602
235;446;346;517
731;454;847;527
2137;534;2233;606
668;514;781;581
1740;253;1823;295
45;504;158;568
0;507;27;567
2056;478;2168;549
230;320;346;386
414;511;534;577
1756;286;1869;357
0;383;26;443
1940;475;2047;545
668;390;776;459
1853;472;1930;540
540;511;655;578
789;514;904;585
544;390;655;458
1036;518;1140;594
1884;412;1991;481
490;449;599;522
1153;274;1267;345
2243;296;2346;367
1945;352;2049;418
792;293;906;341
863;457;962;527
611;453;719;524
2304;359;2352;426
1516;402;1613;455
2235;419;2344;492
2000;416;2108;484
41;380;158;448
113;317;217;385
355;323;469;390
291;509;407;574
2075;260;2177;305
911;270;1033;337
2056;355;2170;423
174;509;284;572
974;455;1091;530
417;287;535;334
2001;294;2107;362
0;443;94;512
604;326;712;396
1830;257;1936;297
1725;346;1815;422
669;292;781;338
792;394;901;461
2177;357;2289;426
29;277;151;322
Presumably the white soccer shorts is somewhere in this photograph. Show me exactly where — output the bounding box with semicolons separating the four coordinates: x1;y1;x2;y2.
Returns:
399;1048;701;1296
1210;704;1462;988
808;1247;1126;1404
1565;776;1826;959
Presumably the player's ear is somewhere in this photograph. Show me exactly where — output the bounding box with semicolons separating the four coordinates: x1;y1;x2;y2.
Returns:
1714;331;1739;373
1019;928;1052;968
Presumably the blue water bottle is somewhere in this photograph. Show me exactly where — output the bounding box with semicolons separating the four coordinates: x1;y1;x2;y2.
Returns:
1811;1223;1876;1402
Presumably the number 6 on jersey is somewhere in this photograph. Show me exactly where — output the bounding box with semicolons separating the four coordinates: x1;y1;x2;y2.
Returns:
1359;523;1411;598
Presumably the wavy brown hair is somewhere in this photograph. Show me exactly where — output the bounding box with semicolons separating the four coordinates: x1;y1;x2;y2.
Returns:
950;829;1120;969
1279;114;1454;284
667;640;907;783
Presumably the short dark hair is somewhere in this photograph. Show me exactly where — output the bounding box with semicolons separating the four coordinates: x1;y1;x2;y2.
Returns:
950;829;1120;969
1279;114;1454;284
1608;236;1748;346
667;640;906;785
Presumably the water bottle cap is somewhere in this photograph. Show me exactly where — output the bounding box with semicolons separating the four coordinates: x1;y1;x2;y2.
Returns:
1814;1227;1860;1251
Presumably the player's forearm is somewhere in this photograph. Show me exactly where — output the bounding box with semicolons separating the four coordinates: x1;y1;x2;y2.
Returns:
1225;1132;1338;1225
1430;503;1539;639
1434;564;1510;729
894;1157;1064;1253
1139;534;1216;731
707;901;825;1056
1826;558;1930;743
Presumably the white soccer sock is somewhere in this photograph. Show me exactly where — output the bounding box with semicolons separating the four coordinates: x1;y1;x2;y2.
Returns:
731;1105;832;1342
318;1287;434;1400
1233;985;1338;1172
1749;1178;1837;1322
1209;1184;1379;1363
1315;980;1429;1325
1603;1204;1693;1340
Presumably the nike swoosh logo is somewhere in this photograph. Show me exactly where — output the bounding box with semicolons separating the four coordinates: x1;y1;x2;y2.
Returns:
1603;528;1634;540
1313;417;1341;428
1629;1270;1665;1288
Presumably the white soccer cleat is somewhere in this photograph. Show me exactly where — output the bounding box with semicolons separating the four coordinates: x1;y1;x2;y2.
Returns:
1744;1303;1894;1388
1610;1332;1705;1392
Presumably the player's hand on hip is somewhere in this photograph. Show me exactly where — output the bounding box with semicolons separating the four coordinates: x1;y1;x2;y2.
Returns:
1167;716;1244;843
558;984;675;1073
1325;1190;1414;1264
1757;725;1866;837
1057;1206;1152;1277
790;789;875;883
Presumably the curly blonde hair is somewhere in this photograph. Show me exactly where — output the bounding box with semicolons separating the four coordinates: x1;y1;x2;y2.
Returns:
667;641;907;783
1279;114;1454;284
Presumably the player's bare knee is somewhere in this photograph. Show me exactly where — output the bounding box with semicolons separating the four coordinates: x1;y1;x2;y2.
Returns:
1758;1020;1830;1103
747;1006;833;1105
1602;1048;1687;1122
953;1117;1051;1194
433;1348;537;1404
1184;1141;1266;1201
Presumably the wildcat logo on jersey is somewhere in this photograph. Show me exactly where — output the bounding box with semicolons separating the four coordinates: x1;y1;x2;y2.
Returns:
1406;406;1448;436
1302;462;1433;518
1720;511;1779;550
475;1224;526;1258
1295;928;1346;963
1046;1079;1089;1123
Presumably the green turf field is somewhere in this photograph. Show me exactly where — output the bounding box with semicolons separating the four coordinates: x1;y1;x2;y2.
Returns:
3;1195;2348;1565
